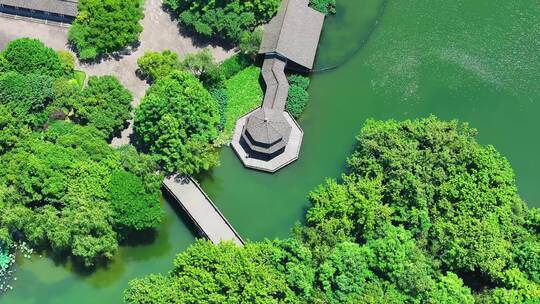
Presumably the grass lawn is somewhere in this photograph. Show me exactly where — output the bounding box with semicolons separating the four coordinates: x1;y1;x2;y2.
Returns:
73;70;86;90
219;65;263;143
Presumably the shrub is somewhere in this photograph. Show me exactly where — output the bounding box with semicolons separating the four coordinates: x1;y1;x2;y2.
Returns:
3;38;63;78
72;75;133;138
211;88;228;131
68;0;144;60
219;54;252;79
56;50;76;76
289;74;310;90
309;0;337;14
73;70;87;90
286;75;310;118
137;50;181;82
134;71;220;174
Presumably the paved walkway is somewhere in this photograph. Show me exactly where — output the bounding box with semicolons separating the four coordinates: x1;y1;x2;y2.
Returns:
0;0;235;146
163;175;244;246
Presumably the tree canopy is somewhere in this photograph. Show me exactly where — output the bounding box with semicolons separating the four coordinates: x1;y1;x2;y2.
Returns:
134;70;220;174
137;50;181;82
0;122;163;266
68;0;144;60
346;117;529;280
125;239;313;304
72;75;133;138
2;38;63;78
0;72;54;128
239;27;263;60
0;37;164;270
164;0;280;43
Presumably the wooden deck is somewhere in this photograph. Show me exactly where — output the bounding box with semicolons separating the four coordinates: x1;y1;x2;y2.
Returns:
162;175;244;246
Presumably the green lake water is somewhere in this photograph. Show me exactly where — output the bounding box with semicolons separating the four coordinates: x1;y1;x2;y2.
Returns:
2;0;539;302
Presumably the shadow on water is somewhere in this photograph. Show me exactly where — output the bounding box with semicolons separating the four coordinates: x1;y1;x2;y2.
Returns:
313;0;388;73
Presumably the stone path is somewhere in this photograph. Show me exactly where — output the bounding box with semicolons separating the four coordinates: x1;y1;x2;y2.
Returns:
0;0;235;146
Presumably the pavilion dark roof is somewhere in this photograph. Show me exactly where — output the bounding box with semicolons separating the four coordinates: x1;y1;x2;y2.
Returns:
259;0;324;69
243;108;291;154
0;0;78;17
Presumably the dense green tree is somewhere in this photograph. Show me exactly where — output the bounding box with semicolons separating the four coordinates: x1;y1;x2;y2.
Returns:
346;117;529;280
316;225;474;304
0;72;54;128
476;268;540;303
0;122;163;266
164;0;280;43
125;240;310;304
115;145;163;193
2;38;63;78
134;70;220;174
0;105;30;154
180;49;223;89
239;27;263;60
68;0;144;60
0;132;117;265
298;175;391;261
109;169;163;235
137;50;181;82
72;75;132;138
51;77;82;114
514;241;540;283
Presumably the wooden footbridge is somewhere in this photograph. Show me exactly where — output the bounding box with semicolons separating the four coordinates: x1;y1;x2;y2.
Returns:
163;175;244;246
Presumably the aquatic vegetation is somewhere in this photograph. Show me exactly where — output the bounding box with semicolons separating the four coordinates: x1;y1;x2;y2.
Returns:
219;66;263;142
0;246;14;293
0;242;33;294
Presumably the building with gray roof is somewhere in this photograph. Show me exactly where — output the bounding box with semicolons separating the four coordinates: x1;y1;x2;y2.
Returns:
259;0;324;70
232;0;324;172
0;0;78;23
